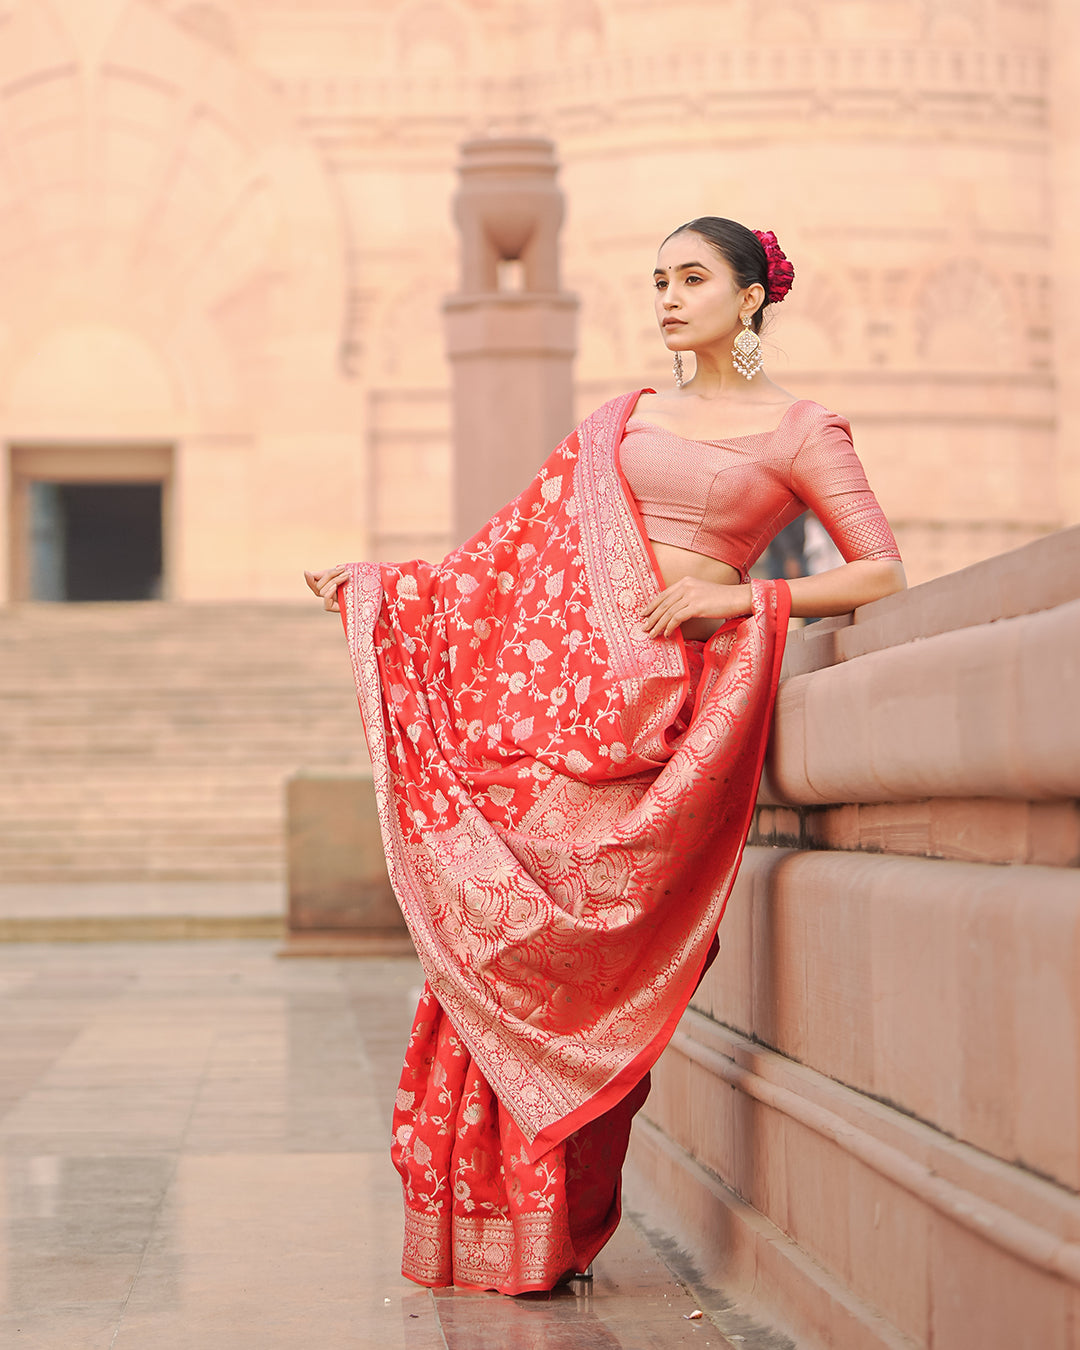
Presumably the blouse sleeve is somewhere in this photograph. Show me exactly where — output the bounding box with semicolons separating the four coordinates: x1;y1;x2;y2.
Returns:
788;412;901;563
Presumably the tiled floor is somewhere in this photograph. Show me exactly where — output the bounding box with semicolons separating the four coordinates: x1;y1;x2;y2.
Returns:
0;941;734;1349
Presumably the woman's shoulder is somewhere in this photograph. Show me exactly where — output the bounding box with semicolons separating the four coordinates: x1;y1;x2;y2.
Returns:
605;387;659;425
787;398;853;442
785;402;864;482
579;387;655;422
788;397;848;423
572;388;660;442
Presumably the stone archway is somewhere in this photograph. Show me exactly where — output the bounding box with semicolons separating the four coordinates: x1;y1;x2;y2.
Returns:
0;0;349;600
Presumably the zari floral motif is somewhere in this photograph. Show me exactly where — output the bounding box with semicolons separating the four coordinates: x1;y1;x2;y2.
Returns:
340;389;790;1158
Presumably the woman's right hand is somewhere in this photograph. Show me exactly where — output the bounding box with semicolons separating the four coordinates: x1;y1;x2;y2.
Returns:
304;566;350;613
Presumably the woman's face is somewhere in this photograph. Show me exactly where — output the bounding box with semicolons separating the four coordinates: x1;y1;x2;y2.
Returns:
653;231;759;352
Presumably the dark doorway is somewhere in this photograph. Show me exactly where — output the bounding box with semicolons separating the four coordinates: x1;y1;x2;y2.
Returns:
29;482;163;601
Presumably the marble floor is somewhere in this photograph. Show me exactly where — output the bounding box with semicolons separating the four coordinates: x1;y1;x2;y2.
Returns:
0;940;735;1349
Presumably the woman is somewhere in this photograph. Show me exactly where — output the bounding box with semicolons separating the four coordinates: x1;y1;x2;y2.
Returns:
305;217;905;1295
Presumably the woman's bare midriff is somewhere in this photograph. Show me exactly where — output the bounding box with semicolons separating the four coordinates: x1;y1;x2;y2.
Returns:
650;540;744;641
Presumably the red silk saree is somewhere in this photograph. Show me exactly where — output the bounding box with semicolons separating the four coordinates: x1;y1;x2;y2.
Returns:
339;389;790;1293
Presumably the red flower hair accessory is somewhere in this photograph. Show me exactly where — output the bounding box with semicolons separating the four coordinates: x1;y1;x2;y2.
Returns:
753;229;795;304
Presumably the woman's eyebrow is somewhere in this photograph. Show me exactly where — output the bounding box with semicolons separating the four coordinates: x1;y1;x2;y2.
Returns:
652;261;713;275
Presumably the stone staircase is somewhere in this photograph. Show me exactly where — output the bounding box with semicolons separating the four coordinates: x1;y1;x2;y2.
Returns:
0;602;370;882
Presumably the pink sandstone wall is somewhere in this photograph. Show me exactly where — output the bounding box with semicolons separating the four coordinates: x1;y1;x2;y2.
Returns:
625;525;1080;1350
0;0;1073;601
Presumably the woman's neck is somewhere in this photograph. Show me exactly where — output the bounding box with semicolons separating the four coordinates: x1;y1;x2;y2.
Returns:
682;343;773;400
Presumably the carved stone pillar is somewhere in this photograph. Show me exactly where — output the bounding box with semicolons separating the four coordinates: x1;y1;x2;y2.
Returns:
444;138;578;544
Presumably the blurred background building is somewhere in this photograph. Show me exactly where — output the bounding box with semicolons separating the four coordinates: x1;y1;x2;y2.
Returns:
0;0;1075;603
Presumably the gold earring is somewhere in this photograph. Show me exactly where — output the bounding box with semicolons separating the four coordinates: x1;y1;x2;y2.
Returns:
673;352;684;387
732;315;762;380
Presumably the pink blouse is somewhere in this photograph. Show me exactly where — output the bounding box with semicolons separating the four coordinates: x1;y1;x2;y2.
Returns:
619;399;901;577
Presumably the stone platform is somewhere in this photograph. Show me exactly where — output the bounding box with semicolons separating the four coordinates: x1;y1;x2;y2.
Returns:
0;939;762;1350
627;527;1080;1350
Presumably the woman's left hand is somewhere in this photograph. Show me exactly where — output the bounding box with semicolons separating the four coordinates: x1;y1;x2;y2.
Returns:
304;565;351;612
640;578;753;639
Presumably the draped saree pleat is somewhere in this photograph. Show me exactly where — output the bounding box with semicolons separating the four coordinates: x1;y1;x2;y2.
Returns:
338;389;790;1293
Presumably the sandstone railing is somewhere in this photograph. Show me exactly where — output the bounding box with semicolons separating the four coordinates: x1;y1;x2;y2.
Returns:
626;526;1080;1350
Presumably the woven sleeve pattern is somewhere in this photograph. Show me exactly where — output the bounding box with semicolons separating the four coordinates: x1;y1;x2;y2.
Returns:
788;414;901;564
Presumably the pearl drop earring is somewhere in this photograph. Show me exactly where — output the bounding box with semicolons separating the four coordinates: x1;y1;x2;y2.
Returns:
731;316;762;380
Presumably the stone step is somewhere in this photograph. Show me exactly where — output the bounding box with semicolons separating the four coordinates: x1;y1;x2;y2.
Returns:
0;666;339;681
0;754;362;771
0;817;280;832
1;712;359;728
0;796;283;817
0;648;352;662
0;769;364;792
0;730;362;747
0;814;288;837
0;644;348;662
0;855;282;881
2;724;362;740
0;837;282;855
0;862;284;883
0;709;357;725
0;695;359;714
0;601;371;882
0;840;283;864
0;694;356;711
0;835;282;854
0;768;325;786
1;727;357;741
0;600;341;622
0;667;354;683
1;734;361;753
0;680;351;693
0;797;297;817
0;815;288;834
0;783;306;801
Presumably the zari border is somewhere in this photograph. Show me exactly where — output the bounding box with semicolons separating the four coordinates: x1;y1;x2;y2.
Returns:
574;389;689;763
401;1210;582;1294
401;1206;452;1287
338;563;427;966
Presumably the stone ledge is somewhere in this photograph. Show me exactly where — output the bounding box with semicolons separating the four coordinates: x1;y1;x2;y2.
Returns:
750;798;1080;867
632;1015;1080;1350
763;596;1080;805
694;846;1080;1190
780;525;1080;680
671;1012;1080;1267
626;1119;893;1350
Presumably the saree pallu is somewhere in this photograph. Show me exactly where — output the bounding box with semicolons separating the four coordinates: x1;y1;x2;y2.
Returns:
339;388;790;1293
